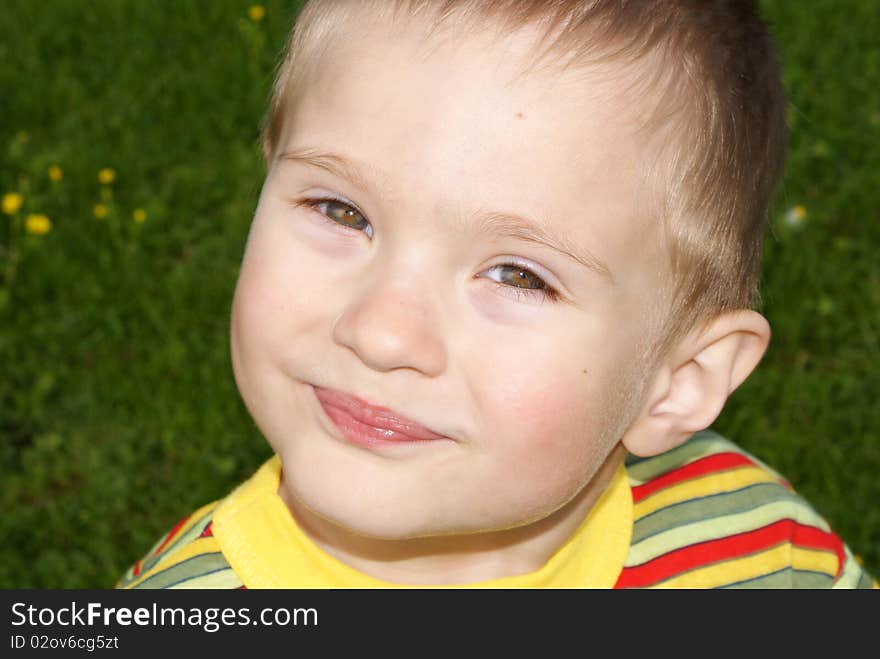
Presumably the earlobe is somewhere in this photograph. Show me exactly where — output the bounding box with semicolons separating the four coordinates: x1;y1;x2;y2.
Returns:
621;310;771;457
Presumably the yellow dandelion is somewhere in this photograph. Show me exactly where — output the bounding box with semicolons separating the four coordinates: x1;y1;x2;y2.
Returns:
98;168;116;185
784;205;807;226
93;204;108;219
133;208;147;224
2;192;24;215
248;4;265;21
48;165;63;182
25;213;52;235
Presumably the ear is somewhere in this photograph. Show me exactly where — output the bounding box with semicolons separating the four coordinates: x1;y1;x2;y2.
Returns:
621;309;771;457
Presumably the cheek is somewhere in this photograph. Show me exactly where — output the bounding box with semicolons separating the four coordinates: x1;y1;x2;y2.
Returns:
229;261;280;416
476;373;601;520
469;327;632;485
479;350;607;459
230;259;288;368
230;237;315;406
232;216;342;347
477;356;629;524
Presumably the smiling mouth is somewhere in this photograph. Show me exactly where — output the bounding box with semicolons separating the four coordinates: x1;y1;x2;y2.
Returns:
312;385;451;448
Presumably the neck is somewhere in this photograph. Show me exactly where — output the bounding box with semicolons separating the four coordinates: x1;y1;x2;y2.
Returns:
279;443;627;585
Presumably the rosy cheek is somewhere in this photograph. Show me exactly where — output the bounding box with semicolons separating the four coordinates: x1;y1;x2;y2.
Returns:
239;218;351;323
482;368;603;513
486;367;588;449
235;264;288;334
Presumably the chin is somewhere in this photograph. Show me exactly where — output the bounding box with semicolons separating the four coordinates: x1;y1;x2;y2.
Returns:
298;492;449;540
288;479;498;542
277;444;552;543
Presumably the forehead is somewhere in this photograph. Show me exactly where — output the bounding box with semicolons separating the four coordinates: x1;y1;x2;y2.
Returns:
280;10;663;285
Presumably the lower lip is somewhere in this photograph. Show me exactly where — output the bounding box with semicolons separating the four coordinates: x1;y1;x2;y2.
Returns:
315;393;447;450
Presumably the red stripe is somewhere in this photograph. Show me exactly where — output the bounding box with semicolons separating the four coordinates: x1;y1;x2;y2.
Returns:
614;519;842;588
199;521;213;538
152;514;191;556
631;453;756;503
791;521;845;577
132;560;141;577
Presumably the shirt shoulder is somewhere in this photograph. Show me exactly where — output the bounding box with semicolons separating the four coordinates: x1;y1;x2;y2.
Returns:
115;500;244;589
617;429;877;589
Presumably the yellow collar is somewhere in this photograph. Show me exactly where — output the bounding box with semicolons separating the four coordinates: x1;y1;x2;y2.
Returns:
213;455;632;588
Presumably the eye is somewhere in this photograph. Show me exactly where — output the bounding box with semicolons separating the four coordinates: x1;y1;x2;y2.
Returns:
299;197;374;238
481;263;561;303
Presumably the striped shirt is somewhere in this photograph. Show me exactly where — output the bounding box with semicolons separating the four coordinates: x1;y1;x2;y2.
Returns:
116;429;876;589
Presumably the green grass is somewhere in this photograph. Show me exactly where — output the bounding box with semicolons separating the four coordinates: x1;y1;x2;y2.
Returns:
1;0;878;588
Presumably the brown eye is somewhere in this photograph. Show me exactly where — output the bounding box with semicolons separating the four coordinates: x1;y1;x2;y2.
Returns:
490;264;548;291
326;201;366;228
306;198;373;238
480;263;561;303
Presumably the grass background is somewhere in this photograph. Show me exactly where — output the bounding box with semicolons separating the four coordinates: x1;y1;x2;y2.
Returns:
1;0;877;588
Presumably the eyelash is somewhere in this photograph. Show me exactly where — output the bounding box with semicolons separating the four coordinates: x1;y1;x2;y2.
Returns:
295;196;562;303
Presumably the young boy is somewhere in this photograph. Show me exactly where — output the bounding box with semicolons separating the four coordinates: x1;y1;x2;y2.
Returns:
118;0;875;588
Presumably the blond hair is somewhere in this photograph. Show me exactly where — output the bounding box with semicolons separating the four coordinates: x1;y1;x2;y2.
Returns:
260;0;788;366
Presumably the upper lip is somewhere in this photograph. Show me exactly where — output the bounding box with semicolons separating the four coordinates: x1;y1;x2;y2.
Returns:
313;385;449;441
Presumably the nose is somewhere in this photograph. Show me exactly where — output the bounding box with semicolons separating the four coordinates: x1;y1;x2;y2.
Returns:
332;270;447;376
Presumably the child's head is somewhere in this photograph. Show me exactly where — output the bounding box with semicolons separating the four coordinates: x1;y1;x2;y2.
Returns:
229;0;785;554
261;0;788;364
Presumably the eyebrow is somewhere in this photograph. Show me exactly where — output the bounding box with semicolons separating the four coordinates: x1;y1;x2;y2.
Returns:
279;147;614;283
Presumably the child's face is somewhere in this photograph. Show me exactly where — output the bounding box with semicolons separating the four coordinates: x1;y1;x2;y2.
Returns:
231;14;668;540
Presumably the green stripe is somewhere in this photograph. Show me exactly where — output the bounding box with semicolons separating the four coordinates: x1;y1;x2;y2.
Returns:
116;567;137;589
132;552;230;590
169;567;243;589
719;568;834;589
625;498;830;567
833;550;876;589
140;507;216;574
631;482;798;544
856;569;876;589
625;431;736;484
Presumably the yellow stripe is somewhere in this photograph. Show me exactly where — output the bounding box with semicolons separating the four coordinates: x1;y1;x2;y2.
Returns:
634;466;778;519
118;507;218;588
626;499;829;566
144;501;217;558
650;544;839;589
791;546;840;576
125;535;222;589
646;544;789;588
